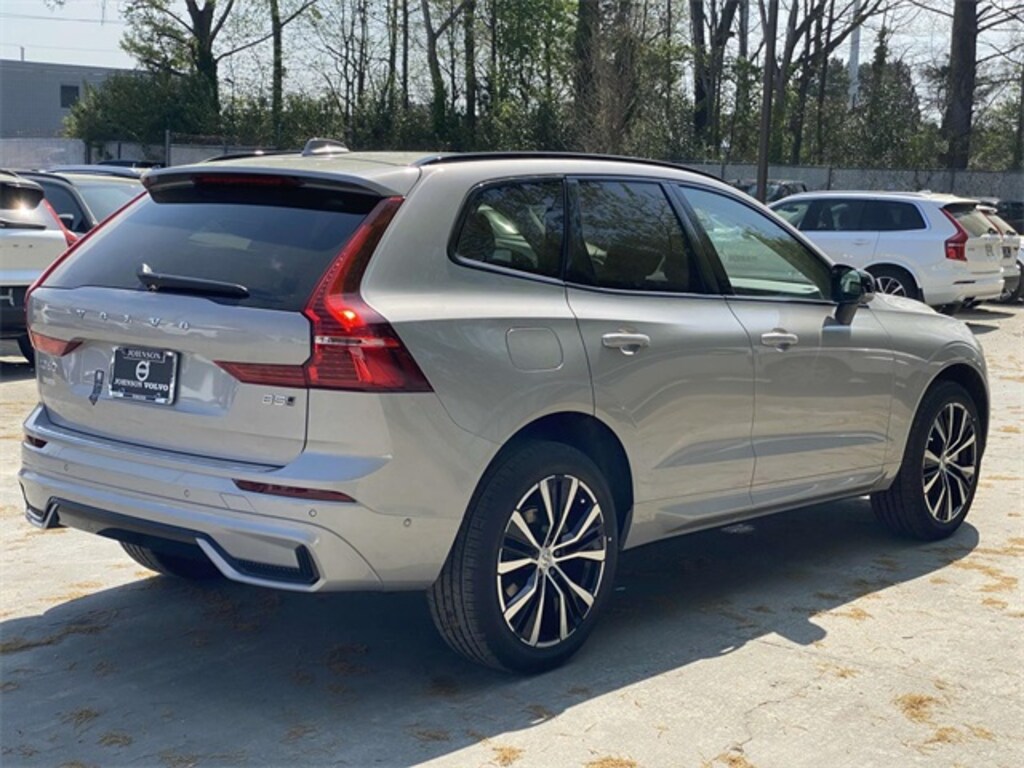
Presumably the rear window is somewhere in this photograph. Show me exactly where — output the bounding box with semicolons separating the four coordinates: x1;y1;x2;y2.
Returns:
46;184;378;311
76;179;143;220
947;205;998;238
1;182;56;230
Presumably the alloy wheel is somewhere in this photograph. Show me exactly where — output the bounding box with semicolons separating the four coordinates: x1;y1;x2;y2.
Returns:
874;275;907;296
496;474;608;648
922;402;977;523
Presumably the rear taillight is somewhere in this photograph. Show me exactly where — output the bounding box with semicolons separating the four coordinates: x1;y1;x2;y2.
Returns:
43;200;77;247
216;196;433;392
233;479;355;503
941;208;968;261
29;331;81;357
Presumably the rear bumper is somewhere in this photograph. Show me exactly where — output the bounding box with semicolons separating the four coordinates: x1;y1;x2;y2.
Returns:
19;400;495;591
956;273;1004;302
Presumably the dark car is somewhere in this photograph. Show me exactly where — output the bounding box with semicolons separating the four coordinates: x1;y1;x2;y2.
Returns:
18;169;143;235
995;200;1024;234
731;178;809;203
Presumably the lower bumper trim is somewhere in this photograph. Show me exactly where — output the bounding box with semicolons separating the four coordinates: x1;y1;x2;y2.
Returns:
32;497;320;586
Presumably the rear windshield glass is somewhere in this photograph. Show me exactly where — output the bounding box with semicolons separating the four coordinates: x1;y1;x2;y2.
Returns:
948;205;998;238
0;188;55;229
76;179;143;220
46;184;378;311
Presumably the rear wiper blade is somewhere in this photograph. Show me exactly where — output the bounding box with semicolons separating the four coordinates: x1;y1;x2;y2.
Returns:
137;263;249;298
0;218;46;230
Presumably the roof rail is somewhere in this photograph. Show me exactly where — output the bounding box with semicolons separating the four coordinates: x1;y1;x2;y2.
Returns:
414;151;720;180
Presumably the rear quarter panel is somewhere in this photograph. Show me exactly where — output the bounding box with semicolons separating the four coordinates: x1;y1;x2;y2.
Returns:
869;296;988;474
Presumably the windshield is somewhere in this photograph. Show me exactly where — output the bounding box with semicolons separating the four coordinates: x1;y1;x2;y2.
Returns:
76;179;144;220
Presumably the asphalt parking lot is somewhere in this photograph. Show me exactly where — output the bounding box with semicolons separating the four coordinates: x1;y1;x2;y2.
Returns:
1;304;1021;768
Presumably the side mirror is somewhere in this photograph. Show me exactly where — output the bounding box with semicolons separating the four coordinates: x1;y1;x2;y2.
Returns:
832;264;875;325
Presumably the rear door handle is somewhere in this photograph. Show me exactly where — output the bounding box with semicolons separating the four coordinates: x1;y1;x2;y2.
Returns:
602;332;651;356
760;330;799;350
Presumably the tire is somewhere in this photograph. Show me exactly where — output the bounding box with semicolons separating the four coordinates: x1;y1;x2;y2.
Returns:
1009;263;1024;303
121;541;221;580
871;381;981;540
428;441;619;673
16;335;35;367
867;265;920;300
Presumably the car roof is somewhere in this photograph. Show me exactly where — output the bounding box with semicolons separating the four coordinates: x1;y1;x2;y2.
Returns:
17;169;143;186
771;190;979;206
145;150;729;198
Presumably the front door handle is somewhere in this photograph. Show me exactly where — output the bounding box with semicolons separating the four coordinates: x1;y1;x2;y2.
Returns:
761;330;799;350
851;238;872;246
602;332;651;356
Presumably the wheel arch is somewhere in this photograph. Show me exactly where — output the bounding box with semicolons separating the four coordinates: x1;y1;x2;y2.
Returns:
927;363;990;451
865;261;923;296
482;412;635;547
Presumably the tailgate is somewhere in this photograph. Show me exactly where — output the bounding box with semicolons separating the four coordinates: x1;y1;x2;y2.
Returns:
947;204;1003;276
28;177;383;465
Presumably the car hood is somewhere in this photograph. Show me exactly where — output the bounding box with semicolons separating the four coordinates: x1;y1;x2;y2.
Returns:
867;293;939;316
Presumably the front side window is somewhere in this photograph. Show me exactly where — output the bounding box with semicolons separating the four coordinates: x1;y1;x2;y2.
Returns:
681;187;831;300
773;200;809;228
451;180;564;278
570;180;705;293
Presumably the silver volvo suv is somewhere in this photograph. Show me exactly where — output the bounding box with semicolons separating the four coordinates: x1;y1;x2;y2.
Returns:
20;149;988;672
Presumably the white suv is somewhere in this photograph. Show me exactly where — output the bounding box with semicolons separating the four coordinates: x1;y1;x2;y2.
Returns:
771;192;1004;310
1;171;73;362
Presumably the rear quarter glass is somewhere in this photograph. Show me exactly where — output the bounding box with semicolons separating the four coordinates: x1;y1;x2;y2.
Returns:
948;206;997;238
44;185;380;311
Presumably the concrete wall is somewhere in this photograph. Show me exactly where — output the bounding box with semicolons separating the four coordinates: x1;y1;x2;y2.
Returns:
689;163;1024;200
0;59;131;139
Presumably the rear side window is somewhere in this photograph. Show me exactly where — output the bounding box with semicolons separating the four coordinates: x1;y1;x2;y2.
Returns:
46;184;378;311
801;199;865;231
570;180;705;294
863;201;926;231
38;181;88;232
451;180;564;278
947;205;999;238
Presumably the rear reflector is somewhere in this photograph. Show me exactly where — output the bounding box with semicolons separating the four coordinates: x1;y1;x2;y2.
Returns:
216;196;433;392
234;480;355;503
29;331;81;357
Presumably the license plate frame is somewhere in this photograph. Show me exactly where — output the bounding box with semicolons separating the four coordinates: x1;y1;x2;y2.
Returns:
108;346;179;405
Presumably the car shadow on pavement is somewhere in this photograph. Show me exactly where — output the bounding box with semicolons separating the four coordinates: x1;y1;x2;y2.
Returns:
0;358;34;383
0;498;979;766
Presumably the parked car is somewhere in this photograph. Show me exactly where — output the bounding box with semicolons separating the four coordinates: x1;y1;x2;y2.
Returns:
771;191;1004;311
978;204;1022;303
0;171;74;363
21;149;989;672
731;178;809;202
989;198;1023;234
17;169;144;235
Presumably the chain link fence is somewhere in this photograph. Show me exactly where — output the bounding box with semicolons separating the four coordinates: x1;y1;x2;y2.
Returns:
2;137;1021;199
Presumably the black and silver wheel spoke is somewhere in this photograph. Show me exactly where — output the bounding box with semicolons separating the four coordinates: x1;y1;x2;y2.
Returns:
922;401;977;524
497;474;607;648
876;276;906;296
